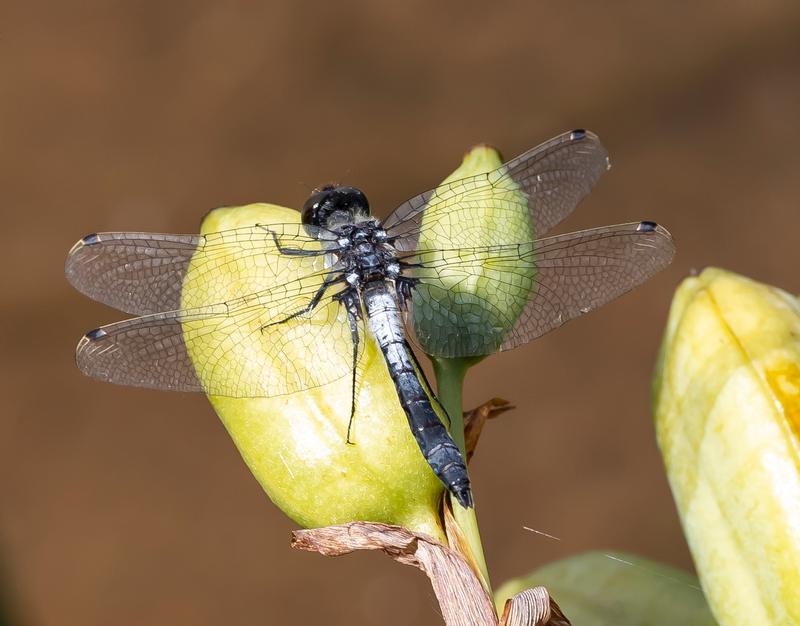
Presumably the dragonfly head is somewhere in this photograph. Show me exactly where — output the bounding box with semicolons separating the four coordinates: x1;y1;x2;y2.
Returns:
302;185;370;232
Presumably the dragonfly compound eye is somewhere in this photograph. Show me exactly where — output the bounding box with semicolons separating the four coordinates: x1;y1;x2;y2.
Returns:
301;185;370;229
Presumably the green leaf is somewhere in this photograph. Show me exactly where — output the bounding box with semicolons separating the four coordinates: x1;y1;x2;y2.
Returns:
495;551;717;625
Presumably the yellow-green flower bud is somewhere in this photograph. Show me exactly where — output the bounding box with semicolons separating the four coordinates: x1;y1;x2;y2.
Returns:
181;203;445;541
653;267;800;625
412;146;534;357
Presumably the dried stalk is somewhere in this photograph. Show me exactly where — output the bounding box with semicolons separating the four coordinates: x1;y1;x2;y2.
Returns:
292;522;569;626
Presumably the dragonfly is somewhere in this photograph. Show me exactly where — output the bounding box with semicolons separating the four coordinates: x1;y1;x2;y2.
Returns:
66;129;675;509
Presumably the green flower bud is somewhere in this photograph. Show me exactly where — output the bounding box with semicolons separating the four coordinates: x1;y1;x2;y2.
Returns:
412;146;535;357
653;267;800;625
181;203;445;541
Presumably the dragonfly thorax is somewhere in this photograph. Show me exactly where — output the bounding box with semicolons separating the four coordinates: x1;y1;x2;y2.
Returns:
333;220;400;285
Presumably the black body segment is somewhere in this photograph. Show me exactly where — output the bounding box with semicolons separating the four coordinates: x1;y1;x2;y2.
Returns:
363;280;472;508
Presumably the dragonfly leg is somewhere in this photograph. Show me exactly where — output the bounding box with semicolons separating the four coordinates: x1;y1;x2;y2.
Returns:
260;227;327;257
346;310;360;445
261;274;343;329
395;276;419;311
332;288;363;445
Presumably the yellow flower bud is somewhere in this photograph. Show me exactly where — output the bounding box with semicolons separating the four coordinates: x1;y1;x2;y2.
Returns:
653;267;800;625
181;203;445;541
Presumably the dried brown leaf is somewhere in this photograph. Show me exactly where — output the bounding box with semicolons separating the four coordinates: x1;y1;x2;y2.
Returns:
292;522;498;626
464;398;515;461
499;587;571;626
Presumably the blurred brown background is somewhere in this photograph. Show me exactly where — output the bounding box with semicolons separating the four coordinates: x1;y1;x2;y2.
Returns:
1;1;799;624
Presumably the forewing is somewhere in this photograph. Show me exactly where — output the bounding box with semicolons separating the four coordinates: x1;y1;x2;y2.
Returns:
65;223;330;315
75;276;363;397
402;222;675;358
383;130;609;250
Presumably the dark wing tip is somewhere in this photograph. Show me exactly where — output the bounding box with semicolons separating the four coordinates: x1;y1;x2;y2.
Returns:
635;220;674;242
565;129;611;172
75;329;112;381
634;221;676;262
66;233;95;257
65;233;101;277
636;220;658;232
85;327;107;341
67;233;100;256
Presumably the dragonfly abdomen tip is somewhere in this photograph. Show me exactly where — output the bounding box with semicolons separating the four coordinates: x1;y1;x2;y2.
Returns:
454;486;474;509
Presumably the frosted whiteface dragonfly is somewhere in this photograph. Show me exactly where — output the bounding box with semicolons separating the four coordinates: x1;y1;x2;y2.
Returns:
66;130;675;508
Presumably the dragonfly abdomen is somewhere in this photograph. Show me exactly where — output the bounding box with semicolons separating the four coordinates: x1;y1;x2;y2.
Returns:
363;282;473;508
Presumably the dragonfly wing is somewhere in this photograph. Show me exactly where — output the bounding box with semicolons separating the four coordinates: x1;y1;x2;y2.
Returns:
75;278;363;397
402;222;675;358
383;130;609;250
65;223;330;315
77;311;206;393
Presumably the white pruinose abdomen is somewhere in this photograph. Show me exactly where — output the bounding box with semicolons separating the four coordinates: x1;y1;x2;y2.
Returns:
361;280;473;508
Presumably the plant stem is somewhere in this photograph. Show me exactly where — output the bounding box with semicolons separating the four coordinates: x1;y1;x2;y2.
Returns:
432;357;492;592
